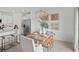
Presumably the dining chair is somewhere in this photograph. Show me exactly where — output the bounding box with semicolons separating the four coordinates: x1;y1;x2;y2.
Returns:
27;32;44;52
42;32;55;52
20;35;34;52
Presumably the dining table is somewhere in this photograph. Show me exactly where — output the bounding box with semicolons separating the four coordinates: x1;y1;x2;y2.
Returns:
27;33;46;44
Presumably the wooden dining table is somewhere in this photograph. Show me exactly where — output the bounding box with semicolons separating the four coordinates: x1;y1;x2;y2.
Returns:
27;33;46;44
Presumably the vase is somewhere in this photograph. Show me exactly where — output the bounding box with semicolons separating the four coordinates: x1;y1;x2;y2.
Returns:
40;27;46;35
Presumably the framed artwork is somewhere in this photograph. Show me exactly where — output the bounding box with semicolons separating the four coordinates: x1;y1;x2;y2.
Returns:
51;13;59;21
50;13;59;30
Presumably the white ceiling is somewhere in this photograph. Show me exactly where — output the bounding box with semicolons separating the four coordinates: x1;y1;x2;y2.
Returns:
0;7;32;13
0;7;73;15
0;7;58;13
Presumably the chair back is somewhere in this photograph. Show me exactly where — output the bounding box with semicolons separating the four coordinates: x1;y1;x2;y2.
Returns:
42;33;54;48
20;35;34;52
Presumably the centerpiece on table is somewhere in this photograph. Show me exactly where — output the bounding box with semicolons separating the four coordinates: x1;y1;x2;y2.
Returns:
37;10;49;34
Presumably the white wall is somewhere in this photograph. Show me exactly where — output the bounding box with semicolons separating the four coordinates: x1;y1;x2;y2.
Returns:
0;12;13;26
52;7;75;43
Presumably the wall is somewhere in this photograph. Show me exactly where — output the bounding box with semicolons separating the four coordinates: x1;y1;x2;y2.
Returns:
12;13;22;34
0;12;13;26
51;7;75;43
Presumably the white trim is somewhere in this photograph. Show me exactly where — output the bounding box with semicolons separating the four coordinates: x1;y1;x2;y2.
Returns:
74;7;78;52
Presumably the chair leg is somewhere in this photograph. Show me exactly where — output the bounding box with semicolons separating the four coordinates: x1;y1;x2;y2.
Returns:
49;48;51;52
43;48;48;52
3;39;6;52
47;48;49;52
14;34;17;43
47;48;51;52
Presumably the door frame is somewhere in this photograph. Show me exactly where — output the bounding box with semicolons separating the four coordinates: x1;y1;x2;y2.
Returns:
74;7;78;52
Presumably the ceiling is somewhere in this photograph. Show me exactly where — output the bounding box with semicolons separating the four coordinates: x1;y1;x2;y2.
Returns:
0;7;59;13
0;7;33;13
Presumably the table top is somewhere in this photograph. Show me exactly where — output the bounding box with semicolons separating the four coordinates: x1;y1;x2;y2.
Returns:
27;33;46;43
